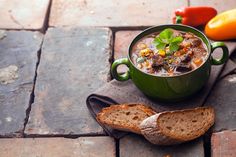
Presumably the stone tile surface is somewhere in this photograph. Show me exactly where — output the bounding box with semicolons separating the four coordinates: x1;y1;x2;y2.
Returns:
25;27;112;135
114;31;142;59
0;0;50;31
49;0;187;27
190;0;236;13
120;134;204;157
114;30;141;73
205;74;236;132
219;59;236;79
211;130;236;157
0;136;115;157
0;30;43;136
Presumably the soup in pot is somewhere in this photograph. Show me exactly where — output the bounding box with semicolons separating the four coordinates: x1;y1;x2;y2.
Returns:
131;28;208;76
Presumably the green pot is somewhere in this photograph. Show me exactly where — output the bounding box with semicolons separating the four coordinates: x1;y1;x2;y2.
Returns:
111;24;229;102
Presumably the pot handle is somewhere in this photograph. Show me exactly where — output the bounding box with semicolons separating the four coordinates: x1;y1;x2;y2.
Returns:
111;58;130;81
210;42;229;65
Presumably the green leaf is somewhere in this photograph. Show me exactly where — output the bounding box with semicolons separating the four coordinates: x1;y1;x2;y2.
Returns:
153;37;162;45
171;36;183;43
159;29;173;43
152;28;183;53
168;36;183;53
169;43;179;53
156;42;166;50
153;38;166;50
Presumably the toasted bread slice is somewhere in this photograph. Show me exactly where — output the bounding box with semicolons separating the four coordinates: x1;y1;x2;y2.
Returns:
97;104;156;134
140;107;215;145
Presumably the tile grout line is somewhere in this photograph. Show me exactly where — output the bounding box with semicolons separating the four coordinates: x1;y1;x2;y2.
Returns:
115;139;120;157
41;0;53;33
109;28;116;80
24;134;109;138
203;133;212;157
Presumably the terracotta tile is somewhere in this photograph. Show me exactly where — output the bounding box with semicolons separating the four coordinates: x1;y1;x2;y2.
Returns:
114;31;142;59
190;0;236;13
0;137;115;157
114;31;141;73
0;0;50;31
211;130;236;157
49;0;187;27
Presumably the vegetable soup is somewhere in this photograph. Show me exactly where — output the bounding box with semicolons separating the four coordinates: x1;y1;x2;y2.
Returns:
131;28;208;76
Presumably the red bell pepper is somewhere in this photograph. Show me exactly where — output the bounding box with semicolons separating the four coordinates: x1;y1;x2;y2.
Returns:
173;6;217;27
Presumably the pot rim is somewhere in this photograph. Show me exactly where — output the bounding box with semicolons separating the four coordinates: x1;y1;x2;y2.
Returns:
127;24;211;78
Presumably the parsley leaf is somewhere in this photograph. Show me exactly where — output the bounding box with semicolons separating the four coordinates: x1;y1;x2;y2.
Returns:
153;29;183;55
171;36;183;43
153;38;166;50
169;36;183;53
159;29;173;43
169;43;179;53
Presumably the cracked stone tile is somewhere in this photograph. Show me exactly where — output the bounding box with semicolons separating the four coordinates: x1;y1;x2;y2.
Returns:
0;30;43;137
25;27;112;136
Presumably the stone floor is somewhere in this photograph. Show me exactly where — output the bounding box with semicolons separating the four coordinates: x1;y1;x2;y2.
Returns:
0;0;236;157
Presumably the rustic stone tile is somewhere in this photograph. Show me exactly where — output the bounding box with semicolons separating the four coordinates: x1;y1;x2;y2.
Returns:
114;30;142;73
211;130;236;157
216;42;236;79
0;0;50;31
49;0;187;27
25;27;112;135
205;74;236;132
219;59;236;79
0;30;43;136
0;136;115;157
114;31;142;59
120;134;204;157
190;0;236;13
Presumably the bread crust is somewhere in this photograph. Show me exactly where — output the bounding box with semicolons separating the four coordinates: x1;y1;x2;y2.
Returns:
140;107;215;145
96;104;156;134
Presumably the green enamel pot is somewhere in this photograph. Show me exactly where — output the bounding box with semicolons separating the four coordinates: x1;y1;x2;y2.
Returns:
111;24;229;102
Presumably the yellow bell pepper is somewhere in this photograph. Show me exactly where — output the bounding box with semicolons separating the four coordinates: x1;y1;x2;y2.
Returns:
205;9;236;40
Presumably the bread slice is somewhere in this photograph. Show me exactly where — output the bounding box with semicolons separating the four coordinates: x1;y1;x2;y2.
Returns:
140;107;215;145
96;104;156;134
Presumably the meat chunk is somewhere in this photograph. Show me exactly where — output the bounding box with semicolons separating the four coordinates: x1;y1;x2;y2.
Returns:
180;54;191;63
183;33;194;39
176;64;192;72
191;38;202;47
151;54;164;70
151;62;163;70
